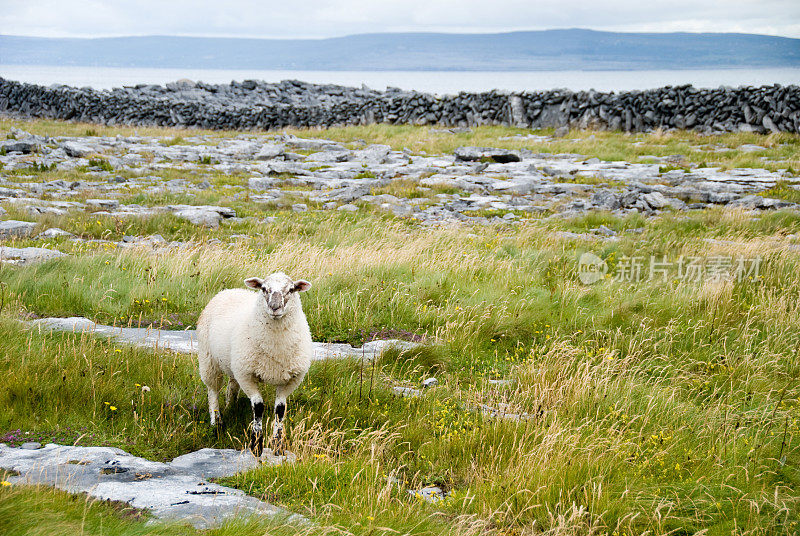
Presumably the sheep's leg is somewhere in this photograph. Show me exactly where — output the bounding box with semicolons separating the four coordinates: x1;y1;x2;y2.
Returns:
207;388;222;426
237;375;265;458
225;377;240;409
271;374;304;455
199;358;224;430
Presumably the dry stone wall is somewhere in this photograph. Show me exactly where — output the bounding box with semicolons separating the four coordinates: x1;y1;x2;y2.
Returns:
1;77;798;133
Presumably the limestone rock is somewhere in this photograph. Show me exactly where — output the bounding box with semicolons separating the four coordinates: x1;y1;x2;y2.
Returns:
31;316;420;361
253;144;285;161
640;192;670;210
168;205;236;228
61;141;94;158
0;220;36;240
0;246;66;265
0;443;292;529
37;227;74;239
730;195;796;210
454;146;521;163
86;199;120;210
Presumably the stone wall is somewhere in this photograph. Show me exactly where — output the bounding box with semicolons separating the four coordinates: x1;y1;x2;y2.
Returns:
1;77;798;133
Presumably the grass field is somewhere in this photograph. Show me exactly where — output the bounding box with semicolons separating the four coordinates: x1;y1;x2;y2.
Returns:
1;119;800;535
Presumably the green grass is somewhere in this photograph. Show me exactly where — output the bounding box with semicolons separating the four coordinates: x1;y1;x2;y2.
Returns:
0;482;300;536
162;136;186;146
371;178;462;199
85;158;114;172
280;124;800;174
550;173;626;187
760;180;800;203
2;120;800;535
2;208;800;535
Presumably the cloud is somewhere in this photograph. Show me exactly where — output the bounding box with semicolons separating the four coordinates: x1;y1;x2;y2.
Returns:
1;0;799;39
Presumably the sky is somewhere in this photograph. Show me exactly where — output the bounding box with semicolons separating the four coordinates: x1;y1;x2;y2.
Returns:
2;0;800;39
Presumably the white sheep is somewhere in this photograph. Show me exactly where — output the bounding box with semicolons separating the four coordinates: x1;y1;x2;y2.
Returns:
196;272;312;456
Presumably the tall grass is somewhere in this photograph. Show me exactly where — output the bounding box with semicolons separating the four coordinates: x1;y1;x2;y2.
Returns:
1;209;799;534
2;118;800;534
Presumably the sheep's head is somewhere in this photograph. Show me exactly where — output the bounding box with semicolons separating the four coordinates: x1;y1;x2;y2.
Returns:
245;272;311;319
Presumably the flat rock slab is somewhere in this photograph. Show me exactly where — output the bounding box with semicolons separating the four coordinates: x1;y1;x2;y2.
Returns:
0;443;293;528
0;246;66;265
0;220;36;239
30;317;418;360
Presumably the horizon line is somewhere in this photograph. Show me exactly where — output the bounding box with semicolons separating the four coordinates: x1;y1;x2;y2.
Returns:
3;27;799;41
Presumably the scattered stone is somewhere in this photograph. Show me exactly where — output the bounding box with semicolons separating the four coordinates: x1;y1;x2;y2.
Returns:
594;225;617;236
168;205;236;228
305;149;351;163
0;111;795;233
640;192;670;210
408;486;448;503
392;386;422;398
165;179;190;190
292;203;308;212
487;379;513;386
173;208;223;227
591;190;621;210
0;246;66;265
454;146;521;163
1;138;41;154
37;227;74;239
31;317;420;361
354;144;391;163
86;199;120;210
553;126;570;137
478;403;532;421
738;144;768;153
61;141;94;158
253;144;285;160
248;177;277;190
729;195;796;210
0;443;293;529
0;220;36;240
421;377;438;388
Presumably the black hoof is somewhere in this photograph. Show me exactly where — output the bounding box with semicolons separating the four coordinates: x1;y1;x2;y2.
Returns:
250;430;264;458
270;431;285;456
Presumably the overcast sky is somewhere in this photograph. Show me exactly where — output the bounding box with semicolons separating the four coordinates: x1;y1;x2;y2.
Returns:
3;0;800;39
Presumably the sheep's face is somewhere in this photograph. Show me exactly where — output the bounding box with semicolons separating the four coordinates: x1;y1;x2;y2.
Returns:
245;272;311;319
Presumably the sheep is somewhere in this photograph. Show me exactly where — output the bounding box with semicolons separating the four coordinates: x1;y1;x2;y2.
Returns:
196;272;312;456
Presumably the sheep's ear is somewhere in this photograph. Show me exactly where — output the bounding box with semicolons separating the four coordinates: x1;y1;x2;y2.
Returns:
244;277;263;289
292;280;311;292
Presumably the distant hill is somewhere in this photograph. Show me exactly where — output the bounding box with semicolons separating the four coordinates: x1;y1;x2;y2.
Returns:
1;29;799;71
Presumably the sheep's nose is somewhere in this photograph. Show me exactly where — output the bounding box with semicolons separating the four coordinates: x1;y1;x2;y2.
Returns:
267;291;283;309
